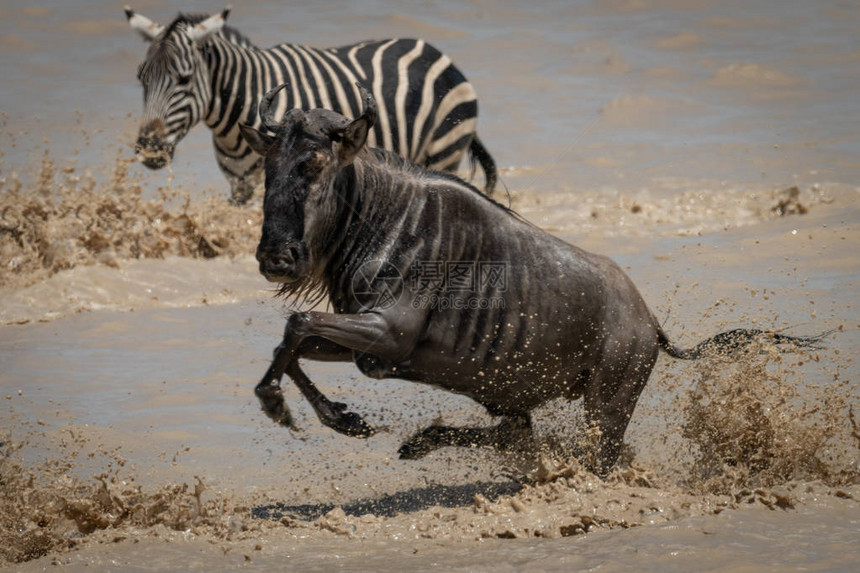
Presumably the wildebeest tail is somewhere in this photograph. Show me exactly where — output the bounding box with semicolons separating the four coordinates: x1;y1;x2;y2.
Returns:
657;326;833;360
469;135;498;196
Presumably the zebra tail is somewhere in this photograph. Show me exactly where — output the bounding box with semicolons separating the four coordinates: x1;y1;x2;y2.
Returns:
657;326;834;361
469;135;498;196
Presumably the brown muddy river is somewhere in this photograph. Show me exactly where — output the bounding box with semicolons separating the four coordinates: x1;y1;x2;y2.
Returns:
1;1;858;570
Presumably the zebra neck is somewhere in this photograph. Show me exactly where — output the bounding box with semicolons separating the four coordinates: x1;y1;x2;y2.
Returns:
201;33;259;135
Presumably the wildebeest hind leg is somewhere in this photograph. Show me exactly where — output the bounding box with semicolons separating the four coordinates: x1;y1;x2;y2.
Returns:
585;347;657;476
398;414;532;459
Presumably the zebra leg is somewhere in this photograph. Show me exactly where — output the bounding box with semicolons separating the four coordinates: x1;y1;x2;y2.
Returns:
398;414;532;459
214;147;264;205
228;175;258;205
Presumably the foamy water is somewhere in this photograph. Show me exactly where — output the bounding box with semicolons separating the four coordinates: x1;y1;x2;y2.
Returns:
1;0;859;569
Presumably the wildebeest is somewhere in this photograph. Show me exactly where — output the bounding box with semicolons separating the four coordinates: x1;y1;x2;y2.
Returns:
125;6;496;204
240;84;827;475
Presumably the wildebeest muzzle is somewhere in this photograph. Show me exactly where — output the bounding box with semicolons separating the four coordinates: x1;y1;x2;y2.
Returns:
256;241;307;283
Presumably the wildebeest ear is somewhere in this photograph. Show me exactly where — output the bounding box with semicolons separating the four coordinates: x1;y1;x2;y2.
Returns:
337;117;370;166
239;124;275;156
125;6;164;41
337;84;378;166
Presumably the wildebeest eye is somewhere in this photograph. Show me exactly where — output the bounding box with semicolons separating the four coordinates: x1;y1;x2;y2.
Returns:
304;149;330;175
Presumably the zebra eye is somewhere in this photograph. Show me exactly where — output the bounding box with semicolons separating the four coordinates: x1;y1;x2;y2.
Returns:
176;74;192;86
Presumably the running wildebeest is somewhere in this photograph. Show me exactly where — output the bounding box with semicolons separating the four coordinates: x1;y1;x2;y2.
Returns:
125;6;496;204
240;84;828;475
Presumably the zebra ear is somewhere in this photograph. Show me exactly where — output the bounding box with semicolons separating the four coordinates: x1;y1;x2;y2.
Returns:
125;6;164;41
188;7;230;43
239;124;275;157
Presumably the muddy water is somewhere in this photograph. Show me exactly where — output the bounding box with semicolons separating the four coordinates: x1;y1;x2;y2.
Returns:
1;0;859;570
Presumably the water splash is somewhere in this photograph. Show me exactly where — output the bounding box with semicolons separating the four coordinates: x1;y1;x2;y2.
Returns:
0;147;262;290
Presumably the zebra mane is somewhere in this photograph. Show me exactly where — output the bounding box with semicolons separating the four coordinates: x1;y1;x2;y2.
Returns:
170;12;254;47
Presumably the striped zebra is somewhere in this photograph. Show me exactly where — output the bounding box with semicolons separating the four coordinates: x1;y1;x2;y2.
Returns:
126;7;497;204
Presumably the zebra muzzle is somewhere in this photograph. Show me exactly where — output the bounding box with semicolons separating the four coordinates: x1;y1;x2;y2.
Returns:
135;138;175;169
135;119;175;169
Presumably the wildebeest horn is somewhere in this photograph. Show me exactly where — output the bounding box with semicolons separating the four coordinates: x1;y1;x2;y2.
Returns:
355;83;378;129
259;83;288;132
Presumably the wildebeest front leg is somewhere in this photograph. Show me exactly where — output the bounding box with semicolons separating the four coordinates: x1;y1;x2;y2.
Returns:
398;415;533;459
256;334;374;436
258;311;404;436
285;358;375;437
255;347;296;429
255;336;344;427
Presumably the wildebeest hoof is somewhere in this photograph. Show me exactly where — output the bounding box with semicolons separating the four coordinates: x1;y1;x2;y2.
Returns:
322;410;375;438
397;441;427;460
276;410;297;430
255;383;296;429
263;400;296;429
397;428;444;459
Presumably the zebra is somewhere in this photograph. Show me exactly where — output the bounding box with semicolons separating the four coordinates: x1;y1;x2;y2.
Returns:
125;6;497;204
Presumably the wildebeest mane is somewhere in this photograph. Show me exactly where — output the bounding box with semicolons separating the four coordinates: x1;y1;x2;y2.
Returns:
366;147;532;228
272;144;538;312
269;143;539;312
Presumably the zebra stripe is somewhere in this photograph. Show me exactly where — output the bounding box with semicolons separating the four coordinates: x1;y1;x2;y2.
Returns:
129;10;497;203
395;40;427;155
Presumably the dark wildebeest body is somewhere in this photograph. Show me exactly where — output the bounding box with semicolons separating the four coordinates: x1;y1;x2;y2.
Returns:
240;85;828;475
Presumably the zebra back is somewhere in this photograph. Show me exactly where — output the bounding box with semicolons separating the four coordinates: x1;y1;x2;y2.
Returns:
210;38;478;170
129;9;496;202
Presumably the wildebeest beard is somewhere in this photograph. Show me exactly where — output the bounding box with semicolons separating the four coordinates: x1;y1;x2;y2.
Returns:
271;163;363;309
275;266;329;309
